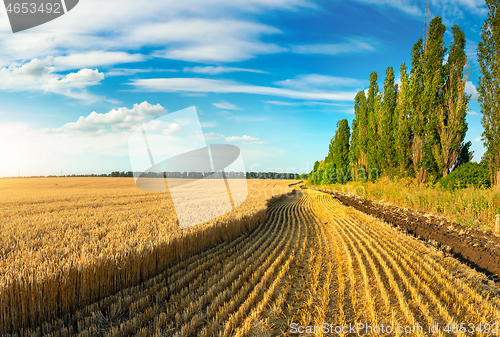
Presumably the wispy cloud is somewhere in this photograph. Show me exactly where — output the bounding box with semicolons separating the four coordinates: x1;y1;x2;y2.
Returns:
184;66;267;75
213;102;241;110
204;132;224;140
130;78;357;101
0;0;312;66
264;100;346;106
243;141;268;144
274;74;367;90
467;110;478;115
53;51;146;71
226;135;260;141
352;0;422;16
200;121;216;128
291;38;376;55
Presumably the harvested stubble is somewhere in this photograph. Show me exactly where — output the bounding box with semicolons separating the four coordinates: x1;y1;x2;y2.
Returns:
0;178;292;334
9;189;500;336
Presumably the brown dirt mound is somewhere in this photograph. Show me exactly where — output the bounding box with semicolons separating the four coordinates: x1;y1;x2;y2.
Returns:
309;187;500;281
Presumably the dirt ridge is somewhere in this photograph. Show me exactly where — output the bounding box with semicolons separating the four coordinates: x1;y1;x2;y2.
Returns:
310;187;500;280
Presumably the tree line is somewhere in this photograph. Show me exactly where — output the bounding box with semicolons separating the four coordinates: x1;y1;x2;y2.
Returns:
40;171;299;180
310;3;500;188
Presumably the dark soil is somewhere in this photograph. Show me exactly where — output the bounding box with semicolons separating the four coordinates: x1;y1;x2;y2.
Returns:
309;187;500;281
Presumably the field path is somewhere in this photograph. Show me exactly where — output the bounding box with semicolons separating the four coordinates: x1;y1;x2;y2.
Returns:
29;190;500;337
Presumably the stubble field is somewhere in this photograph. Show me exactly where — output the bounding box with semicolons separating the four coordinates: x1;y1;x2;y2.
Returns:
1;179;499;336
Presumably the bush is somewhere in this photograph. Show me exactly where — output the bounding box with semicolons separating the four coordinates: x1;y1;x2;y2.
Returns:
439;162;491;190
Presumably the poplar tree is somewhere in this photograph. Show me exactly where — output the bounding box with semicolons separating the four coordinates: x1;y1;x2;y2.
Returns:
367;72;379;170
438;25;470;177
423;16;447;179
478;0;500;187
332;119;351;182
350;90;368;171
379;66;397;170
410;38;427;183
395;63;413;175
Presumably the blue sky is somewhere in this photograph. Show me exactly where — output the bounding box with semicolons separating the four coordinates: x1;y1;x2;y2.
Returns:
0;0;488;177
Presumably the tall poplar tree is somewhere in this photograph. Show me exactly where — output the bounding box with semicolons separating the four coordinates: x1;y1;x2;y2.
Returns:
478;0;500;187
367;72;379;170
423;16;447;179
438;25;470;177
379;66;397;170
395;63;413;175
410;38;427;183
350;90;368;171
332;119;351;182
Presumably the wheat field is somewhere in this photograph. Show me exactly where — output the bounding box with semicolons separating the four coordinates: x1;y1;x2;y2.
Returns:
1;180;499;336
0;178;292;335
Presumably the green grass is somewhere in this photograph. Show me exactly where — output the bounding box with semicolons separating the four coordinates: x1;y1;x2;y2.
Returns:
311;176;500;231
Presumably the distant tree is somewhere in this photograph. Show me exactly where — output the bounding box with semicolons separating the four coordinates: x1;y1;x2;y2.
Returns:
478;0;500;187
332;119;351;183
454;141;473;169
437;25;470;177
395;63;413;175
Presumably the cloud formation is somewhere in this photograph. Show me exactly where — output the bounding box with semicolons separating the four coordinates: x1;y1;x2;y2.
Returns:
204;132;224;140
0;58;106;102
131;78;357;101
184;66;267;75
213;102;241;110
225;135;259;141
42;101;167;134
291;38;375;55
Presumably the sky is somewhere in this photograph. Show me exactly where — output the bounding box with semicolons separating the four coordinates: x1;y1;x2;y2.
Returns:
0;0;490;177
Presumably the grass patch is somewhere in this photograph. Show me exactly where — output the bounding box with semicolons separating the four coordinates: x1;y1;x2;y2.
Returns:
311;176;500;231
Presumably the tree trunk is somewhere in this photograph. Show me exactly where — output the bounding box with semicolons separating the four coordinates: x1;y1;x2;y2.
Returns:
496;170;500;190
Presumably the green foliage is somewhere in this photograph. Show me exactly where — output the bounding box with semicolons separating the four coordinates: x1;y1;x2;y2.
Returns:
478;0;500;185
331;119;350;171
439;162;491;190
394;63;413;175
438;24;470;178
309;15;479;189
379;66;397;170
367;72;380;170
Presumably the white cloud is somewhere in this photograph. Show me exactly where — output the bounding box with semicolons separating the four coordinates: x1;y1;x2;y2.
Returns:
0;58;106;102
213;102;241;110
243;141;267;144
184;66;267;75
466;81;479;101
275;74;367;90
43;101;167;133
355;0;422;16
473;136;481;142
131;78;357;101
430;0;487;17
204;132;224;140
200;121;216;128
264;100;345;106
467;110;478;115
225;135;259;141
351;0;486;19
291;39;375;55
53;51;146;71
0;0;312;66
